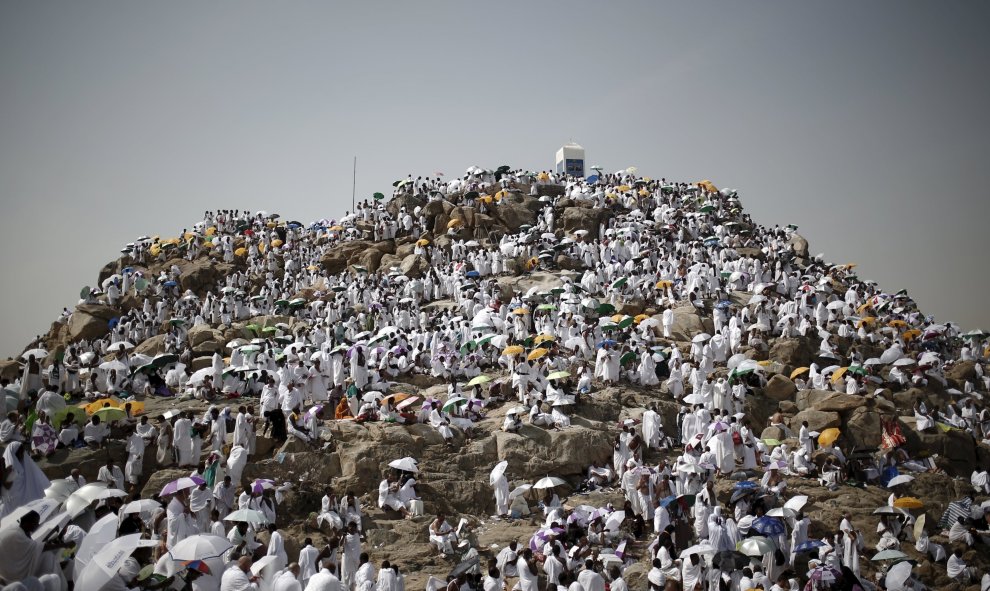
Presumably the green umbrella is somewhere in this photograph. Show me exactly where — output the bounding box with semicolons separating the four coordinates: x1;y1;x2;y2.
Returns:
848;365;867;376
289;298;306;308
373;192;385;200
699;205;715;214
262;326;278;335
617;317;634;330
352;265;368;274
611;278;628;289
239;345;262;354
152;354;179;367
244;323;261;335
602;324;620;332
169;319;186;327
53;407;86;426
536;304;556;311
620;351;637;365
274;336;292;345
466;375;490;386
762;438;782;447
547;371;570;380
730;368;754;379
274;299;290;308
596;303;616;315
94;407;127;422
459;341;478;354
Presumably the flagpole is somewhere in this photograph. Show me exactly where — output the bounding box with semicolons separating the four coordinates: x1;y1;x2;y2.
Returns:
352;156;357;212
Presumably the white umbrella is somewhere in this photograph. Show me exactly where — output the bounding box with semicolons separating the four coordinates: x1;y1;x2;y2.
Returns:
679;542;716;558
20;348;47;360
893;358;915;367
748;295;767;306
98;360;128;373
682;393;705;405
122;499;162;516
224;509;269;526
97;488;129;501
604;510;626;532
691;333;711;343
864;358;883;367
508;484;532;499
489;461;508;486
737;536;775;556
533;476;566;489
0;498;61;530
826;301;846;311
64;482;110;518
766;507;796;519
784;495;809;513
169;534;234;561
884;560;913;591
251;554;279;576
75;534;156;590
188;367;217;386
388;457;419;473
32;511;71;542
886;475;914;488
75;513;120;574
79;351;97;365
726;353;748;370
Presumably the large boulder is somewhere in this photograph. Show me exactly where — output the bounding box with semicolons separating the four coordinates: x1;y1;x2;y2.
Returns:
489;201;537;230
133;335;167;357
494;424;612;478
67;304;115;342
321;251;348;275
667;307;712;342
790;409;841;431
352;249;385;273
385;194;426;219
795;389;836;412
187;325;224;355
561;207;612;239
843;407;882;448
945;360;977;388
764;375;797;402
174;258;235;295
400;255;430;278
768;337;814;369
789;233;810;258
814;392;867;413
0;360;22;381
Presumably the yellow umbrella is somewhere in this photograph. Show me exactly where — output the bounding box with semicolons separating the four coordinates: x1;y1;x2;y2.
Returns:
416;239;430;246
271;239;284;248
831;367;850;383
887;320;907;328
121;400;145;416
611;314;624;322
857;317;877;328
533;334;555;345
447;218;463;229
902;329;921;341
234;247;247;257
638;189;649;196
307;265;319;271
258;243;266;254
634;314;649;324
512;308;529;316
656;280;673;289
757;360;773;367
527;348;548;361
893;497;924;510
205;226;216;236
266;221;277;229
857;302;873;314
617;184;631;192
525;257;538;270
149;245;161;257
537;172;548;182
502;345;524;356
183;232;196;242
818;427;841;446
790;367;810;380
328;225;344;231
84;398;123;415
494;190;508;201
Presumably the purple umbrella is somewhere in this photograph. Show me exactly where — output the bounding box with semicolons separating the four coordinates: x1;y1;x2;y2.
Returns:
160;476;205;497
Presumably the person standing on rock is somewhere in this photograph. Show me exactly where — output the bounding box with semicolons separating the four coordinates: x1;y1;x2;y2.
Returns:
341;521;363;590
491;469;509;518
839;513;860;578
798;421;814;457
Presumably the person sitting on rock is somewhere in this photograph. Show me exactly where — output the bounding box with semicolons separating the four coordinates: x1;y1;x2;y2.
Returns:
428;512;457;555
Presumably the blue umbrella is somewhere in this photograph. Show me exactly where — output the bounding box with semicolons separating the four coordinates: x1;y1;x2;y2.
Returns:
107;317;119;329
466;270;480;278
658;495;677;508
715;300;732;310
733;480;758;490
597;339;617;348
753;516;786;536
122;267;133;274
287;222;302;229
795;540;827;553
163;280;178;288
586;174;599;184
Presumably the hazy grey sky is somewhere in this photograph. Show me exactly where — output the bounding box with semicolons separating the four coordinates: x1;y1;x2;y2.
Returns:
1;1;988;357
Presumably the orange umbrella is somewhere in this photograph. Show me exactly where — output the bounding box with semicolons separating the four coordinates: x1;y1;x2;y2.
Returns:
888;320;907;328
902;329;921;341
893;497;924;509
857;317;877;328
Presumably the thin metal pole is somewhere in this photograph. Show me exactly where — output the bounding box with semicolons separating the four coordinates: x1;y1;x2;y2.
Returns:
352;156;357;211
